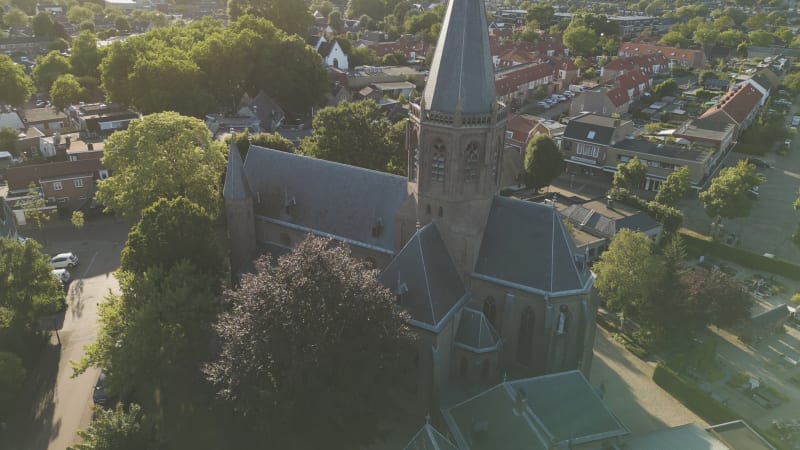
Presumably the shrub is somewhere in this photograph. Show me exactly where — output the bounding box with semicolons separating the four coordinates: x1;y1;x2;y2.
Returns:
679;231;800;280
653;363;738;424
608;188;684;233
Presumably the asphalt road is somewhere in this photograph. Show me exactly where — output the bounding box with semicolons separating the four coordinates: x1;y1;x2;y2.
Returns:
8;218;128;450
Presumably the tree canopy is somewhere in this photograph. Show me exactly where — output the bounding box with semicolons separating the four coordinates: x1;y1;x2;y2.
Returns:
655;166;691;206
96;112;226;221
563;25;596;56
613;157;647;190
50;74;85;109
699;160;764;219
0;237;63;330
69;403;157;450
227;0;313;36
301;99;402;173
0;55;34;106
205;236;416;449
33;50;71;92
523;134;565;190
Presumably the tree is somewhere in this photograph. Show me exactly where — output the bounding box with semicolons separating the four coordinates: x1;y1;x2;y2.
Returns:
71;211;85;229
0;351;26;416
348;0;386;21
33;50;71;92
526;3;554;27
328;10;343;33
593;229;662;325
653;79;678;99
0;237;63;330
563;25;595;56
301;99;393;172
231;131;295;158
227;0;313;36
50;74;85;109
32;11;54;37
96;112;226;221
655;166;691;206
70;31;101;78
68;403;157;450
114;16;130;32
385;119;407;176
658;31;688;48
79;20;96;33
0;55;34;106
613;157;647;190
748;30;773;47
18;183;53;245
699;160;765;221
0;127;19;156
49;38;70;52
3;7;29;28
718;29;745;48
523;134;565;190
205;237;416;449
121;197;222;277
680;269;752;329
67;5;94;24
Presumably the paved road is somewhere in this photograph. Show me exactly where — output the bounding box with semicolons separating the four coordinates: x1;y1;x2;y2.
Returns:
589;327;705;436
9;218;128;450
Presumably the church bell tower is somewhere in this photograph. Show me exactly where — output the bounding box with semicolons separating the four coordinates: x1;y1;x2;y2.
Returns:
405;0;509;275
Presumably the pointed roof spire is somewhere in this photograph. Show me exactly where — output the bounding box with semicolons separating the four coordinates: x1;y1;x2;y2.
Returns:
223;141;252;200
422;0;496;115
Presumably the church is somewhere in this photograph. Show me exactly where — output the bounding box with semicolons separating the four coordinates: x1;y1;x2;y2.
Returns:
223;0;598;414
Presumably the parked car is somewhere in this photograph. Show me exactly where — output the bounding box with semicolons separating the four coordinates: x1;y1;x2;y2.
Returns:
50;252;78;268
536;101;550;109
51;268;71;284
745;157;770;168
555;94;568;102
93;371;107;406
563;90;575;98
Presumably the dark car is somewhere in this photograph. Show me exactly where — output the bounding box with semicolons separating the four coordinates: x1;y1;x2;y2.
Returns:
92;372;107;406
745;157;770;168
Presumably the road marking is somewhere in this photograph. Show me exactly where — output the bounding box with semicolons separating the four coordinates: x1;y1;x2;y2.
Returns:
81;251;99;278
783;170;800;180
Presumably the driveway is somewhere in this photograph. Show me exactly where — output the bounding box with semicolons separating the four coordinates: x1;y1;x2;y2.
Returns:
7;218;128;450
589;327;705;436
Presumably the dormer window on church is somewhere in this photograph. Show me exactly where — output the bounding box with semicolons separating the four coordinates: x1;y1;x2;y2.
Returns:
464;142;479;183
432;140;446;183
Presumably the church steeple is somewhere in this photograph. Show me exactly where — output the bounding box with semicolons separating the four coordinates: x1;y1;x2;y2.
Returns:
422;0;496;115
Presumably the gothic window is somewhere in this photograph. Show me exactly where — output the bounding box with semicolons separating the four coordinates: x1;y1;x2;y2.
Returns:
432;140;446;183
515;306;536;366
483;297;497;327
556;305;570;336
464;142;480;183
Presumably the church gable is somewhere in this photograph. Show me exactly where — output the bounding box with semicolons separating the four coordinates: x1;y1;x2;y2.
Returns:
379;222;468;330
474;196;592;295
243;145;408;251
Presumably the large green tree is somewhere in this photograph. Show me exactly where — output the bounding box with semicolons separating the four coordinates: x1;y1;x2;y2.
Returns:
526;3;554;27
3;7;29;28
613;157;647;190
69;404;157;450
0;237;63;330
563;25;596;56
50;74;85;109
227;0;312;35
70;31;101;78
301;99;395;172
230;130;295;158
655;166;691;206
66;5;95;24
0;126;20;156
205;237;416;449
680;269;752;329
523;134;565;190
121;197;222;277
699;160;764;221
0;55;34;106
33;50;71;92
96;112;226;221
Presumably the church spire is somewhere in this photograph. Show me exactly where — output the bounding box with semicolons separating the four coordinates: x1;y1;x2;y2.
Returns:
422;0;496;115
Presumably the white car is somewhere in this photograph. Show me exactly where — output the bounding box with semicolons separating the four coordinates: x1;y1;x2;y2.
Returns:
52;269;71;284
50;252;79;268
536;101;550;109
563;90;575;98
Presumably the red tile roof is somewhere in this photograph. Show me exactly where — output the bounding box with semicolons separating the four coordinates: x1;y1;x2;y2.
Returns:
495;62;554;96
6;158;103;191
606;87;629;107
699;83;763;125
615;69;650;97
506;114;538;142
619;42;702;63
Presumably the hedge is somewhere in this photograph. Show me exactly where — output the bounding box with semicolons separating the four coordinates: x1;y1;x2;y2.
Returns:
608;188;684;233
679;231;800;280
653;363;738;425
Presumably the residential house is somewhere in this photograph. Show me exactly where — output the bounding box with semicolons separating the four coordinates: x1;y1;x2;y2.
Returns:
505;114;566;155
673;118;736;157
569;87;630;116
0;36;52;53
21;107;70;136
66;103;140;139
619;42;706;68
6;157;106;210
551;58;580;90
495;62;554;106
313;36;349;70
367;34;427;62
237;91;286;133
226;0;598;418
345;65;426;90
703;78;730;91
496;47;536;68
205;114;261;138
615;69;652;102
699;83;763;137
740;69;780;106
0;110;25;130
600;54;669;83
560;113;635;178
35;3;65;14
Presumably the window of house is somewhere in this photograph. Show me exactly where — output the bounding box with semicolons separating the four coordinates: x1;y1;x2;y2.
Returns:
74;179;84;188
576;144;599;158
464;142;480;183
53;182;63;191
431;140;446;182
99;170;109;179
586;130;596;140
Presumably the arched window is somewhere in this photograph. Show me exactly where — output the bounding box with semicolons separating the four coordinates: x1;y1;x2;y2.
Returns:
411;131;419;181
483;297;497;327
432;140;446;183
332;58;339;69
464;142;480;183
556;304;570;336
516;306;536;366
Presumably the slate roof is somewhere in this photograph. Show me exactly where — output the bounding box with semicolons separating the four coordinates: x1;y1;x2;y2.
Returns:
674;118;735;143
443;371;627;449
562;114;618;145
455;308;501;353
404;423;459;450
243;145;408;251
474;197;592;294
423;0;496;114
561;204;660;239
751;303;789;327
379;222;467;329
6;158;102;191
223;142;251;200
750;69;778;93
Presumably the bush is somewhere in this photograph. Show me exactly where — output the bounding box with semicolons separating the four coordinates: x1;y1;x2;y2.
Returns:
679;231;800;280
653;363;738;424
608;187;684;233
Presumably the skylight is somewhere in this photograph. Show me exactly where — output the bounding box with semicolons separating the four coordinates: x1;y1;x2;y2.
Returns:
587;130;596;140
